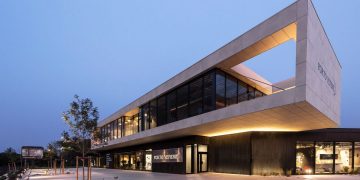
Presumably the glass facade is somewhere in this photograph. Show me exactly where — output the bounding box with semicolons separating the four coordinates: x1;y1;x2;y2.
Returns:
124;115;139;136
157;96;167;126
177;85;189;120
189;77;203;116
335;142;353;173
355;142;360;173
100;69;265;143
215;71;226;109
114;150;152;171
149;100;157;129
167;91;177;123
315;142;334;174
226;75;238;106
296;141;360;174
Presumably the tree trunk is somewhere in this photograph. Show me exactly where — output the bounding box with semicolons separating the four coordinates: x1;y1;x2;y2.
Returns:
82;136;85;180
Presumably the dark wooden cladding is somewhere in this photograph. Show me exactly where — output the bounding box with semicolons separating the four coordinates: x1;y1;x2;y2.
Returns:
251;132;296;175
209;132;251;174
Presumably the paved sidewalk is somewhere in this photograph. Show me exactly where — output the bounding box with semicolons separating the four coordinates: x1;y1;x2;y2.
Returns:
28;168;360;180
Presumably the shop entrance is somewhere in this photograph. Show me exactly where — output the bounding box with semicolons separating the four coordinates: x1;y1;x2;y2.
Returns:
198;153;208;173
186;144;208;174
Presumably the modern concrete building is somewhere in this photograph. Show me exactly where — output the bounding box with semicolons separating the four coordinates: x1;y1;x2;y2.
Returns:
92;0;360;175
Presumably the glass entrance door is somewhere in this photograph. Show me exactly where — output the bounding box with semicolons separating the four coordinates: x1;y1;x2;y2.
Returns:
198;153;208;173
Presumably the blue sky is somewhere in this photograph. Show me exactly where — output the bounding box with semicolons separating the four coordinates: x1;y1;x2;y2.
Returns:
0;0;359;151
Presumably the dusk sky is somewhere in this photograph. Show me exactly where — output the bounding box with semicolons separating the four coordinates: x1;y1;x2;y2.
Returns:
1;0;359;152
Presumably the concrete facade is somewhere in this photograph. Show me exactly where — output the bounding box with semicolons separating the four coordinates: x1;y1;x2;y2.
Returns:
94;0;341;151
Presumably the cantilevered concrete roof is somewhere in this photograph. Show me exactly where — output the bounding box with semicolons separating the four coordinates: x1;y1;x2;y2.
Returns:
94;0;341;150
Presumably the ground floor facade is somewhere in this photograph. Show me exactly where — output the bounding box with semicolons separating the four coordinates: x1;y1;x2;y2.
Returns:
97;128;360;175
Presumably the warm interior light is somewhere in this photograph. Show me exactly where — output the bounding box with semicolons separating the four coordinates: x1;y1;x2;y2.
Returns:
204;127;297;137
273;86;296;94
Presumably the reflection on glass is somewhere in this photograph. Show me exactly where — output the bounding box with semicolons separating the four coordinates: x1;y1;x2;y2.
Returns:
315;142;334;174
200;154;207;172
215;71;225;109
335;142;352;173
150;100;157;129
145;149;152;171
355;143;360;173
136;151;144;170
120;154;129;169
107;124;111;142
117;150;152;171
296;142;314;174
124;115;139;137
194;144;198;173
117;118;122;138
186;145;192;174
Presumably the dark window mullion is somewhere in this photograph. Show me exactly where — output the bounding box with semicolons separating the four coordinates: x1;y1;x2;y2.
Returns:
201;75;205;113
213;70;216;110
187;83;190;118
236;79;239;104
148;102;150;129
175;90;178;121
224;73;227;107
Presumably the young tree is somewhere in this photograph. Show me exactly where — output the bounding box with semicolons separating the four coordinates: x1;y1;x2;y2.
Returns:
44;142;60;169
62;95;99;158
62;95;99;179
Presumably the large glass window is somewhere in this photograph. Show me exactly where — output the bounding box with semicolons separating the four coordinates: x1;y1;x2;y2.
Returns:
109;123;112;141
119;153;135;170
112;121;117;140
189;78;203;116
145;149;152;171
117;150;152;171
133;114;139;134
315;142;334;174
335;142;353;173
215;71;226;109
203;72;215;112
117;118;122;138
107;123;111;142
113;69;266;139
354;142;360;173
149;100;157;129
167;91;177;123
255;89;263;98
296;142;315;174
177;85;189;120
101;127;105;143
226;75;238;106
157;96;167;126
238;81;248;102
142;103;150;131
186;145;192;174
248;86;255;100
135;151;145;170
124;117;131;136
124;115;139;136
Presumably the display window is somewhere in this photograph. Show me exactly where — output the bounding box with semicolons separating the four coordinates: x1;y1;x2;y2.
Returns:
315;142;333;174
296;142;314;174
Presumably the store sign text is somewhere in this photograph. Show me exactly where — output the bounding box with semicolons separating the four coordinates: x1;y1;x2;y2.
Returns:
152;148;183;163
318;62;336;96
